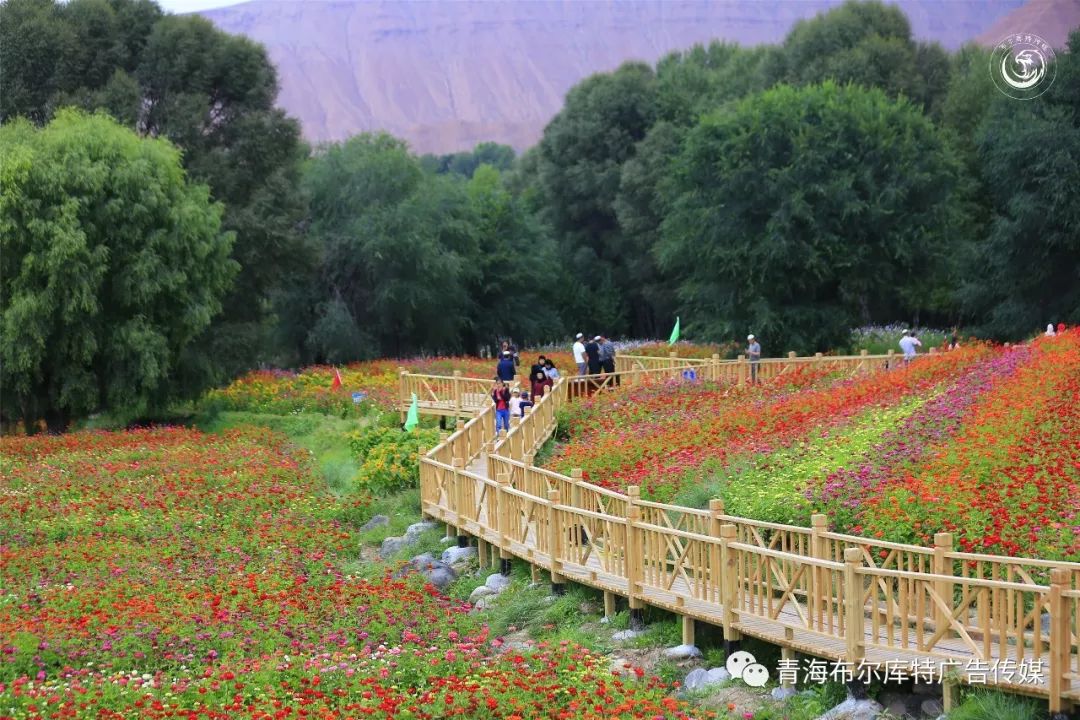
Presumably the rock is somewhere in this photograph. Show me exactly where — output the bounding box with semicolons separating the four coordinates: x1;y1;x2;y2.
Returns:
683;668;709;690
663;644;702;660
705;668;731;685
612;629;643;641
771;686;797;701
469;585;495;602
484;573;511;592
472;595;494;611
884;699;907;717
921;699;944;717
360;514;389;531
599;616;611;624
815;697;884;720
609;657;636;677
393;554;458;590
405;521;438;539
441;546;477;565
380;536;409;557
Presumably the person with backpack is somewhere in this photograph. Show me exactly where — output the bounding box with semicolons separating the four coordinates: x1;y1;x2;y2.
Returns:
496;351;516;382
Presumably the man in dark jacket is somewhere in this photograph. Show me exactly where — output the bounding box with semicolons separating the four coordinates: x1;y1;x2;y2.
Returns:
496;351;516;382
585;336;602;375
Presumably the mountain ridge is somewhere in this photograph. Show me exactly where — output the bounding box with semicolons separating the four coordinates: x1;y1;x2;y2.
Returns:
199;0;1030;153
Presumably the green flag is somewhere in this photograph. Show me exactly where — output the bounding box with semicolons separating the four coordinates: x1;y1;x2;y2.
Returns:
668;317;680;345
403;392;419;431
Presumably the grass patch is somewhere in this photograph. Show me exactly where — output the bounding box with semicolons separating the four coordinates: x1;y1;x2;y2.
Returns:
947;689;1047;720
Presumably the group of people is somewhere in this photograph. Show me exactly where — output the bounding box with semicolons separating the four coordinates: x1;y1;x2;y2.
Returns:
571;333;616;375
492;346;562;433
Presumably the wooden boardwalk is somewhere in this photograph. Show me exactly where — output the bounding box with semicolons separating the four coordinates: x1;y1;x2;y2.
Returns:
410;353;1080;714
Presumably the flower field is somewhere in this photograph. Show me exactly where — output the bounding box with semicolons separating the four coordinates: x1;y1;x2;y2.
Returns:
0;428;699;719
548;334;1080;561
202;352;578;417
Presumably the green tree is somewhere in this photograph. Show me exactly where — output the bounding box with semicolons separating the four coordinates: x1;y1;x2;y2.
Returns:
0;111;236;432
1;0;309;379
958;31;1080;338
536;62;659;335
301;134;477;357
464;164;561;348
657;82;967;353
769;0;948;111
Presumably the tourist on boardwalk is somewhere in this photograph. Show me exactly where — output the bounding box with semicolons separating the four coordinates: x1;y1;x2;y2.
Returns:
572;333;587;375
1058;322;1066;334
529;355;551;398
599;334;616;371
747;334;761;383
491;380;511;434
544;358;561;381
1046;323;1057;337
509;387;523;418
496;350;516;381
519;390;534;416
585;335;602;375
899;330;921;361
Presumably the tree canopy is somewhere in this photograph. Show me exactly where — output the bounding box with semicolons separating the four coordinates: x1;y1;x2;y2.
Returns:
0;110;236;432
656;82;967;353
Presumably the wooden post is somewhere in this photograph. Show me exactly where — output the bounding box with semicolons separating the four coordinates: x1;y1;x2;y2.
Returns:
682;616;696;646
933;532;954;636
844;547;864;665
810;513;828;628
626;486;645;627
737;354;747;387
452;457;468;545
399;369;409;424
496;471;512;575
452;370;462;422
781;645;796;689
523;451;535;467
1048;568;1070;714
859;348;869;373
477;538;489;569
719;524;741;642
548;490;566;594
709;499;724;603
711;353;720;382
886;349;895;369
942;676;962;713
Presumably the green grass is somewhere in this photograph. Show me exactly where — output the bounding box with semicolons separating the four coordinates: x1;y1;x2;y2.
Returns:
195;410;368;495
947;689;1047;720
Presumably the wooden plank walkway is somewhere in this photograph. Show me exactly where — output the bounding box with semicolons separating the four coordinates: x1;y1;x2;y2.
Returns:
412;357;1080;712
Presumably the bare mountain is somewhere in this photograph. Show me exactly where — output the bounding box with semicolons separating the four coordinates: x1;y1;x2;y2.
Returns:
976;0;1080;50
199;0;1025;154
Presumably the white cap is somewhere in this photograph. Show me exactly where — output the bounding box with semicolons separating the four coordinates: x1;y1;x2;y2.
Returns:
503;350;511;356
902;329;910;335
594;335;602;341
575;332;583;339
747;334;755;340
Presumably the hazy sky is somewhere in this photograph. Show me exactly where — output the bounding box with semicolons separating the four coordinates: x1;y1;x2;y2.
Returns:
157;0;247;12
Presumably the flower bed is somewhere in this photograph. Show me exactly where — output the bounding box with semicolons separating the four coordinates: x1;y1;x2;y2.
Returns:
202;352;578;416
548;336;1080;560
0;428;699;718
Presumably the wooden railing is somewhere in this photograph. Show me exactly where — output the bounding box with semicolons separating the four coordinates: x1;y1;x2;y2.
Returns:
411;352;1079;713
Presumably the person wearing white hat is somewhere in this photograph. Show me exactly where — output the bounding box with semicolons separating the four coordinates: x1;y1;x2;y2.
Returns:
899;330;921;362
585;335;602;374
747;334;761;384
572;333;587;375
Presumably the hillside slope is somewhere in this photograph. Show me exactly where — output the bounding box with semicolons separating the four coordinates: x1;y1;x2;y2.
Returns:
200;0;1025;153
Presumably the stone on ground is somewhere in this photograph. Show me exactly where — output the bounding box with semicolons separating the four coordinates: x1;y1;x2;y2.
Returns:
663;644;702;660
683;667;731;691
441;545;477;565
771;686;797;701
360;514;389;531
484;573;511;592
612;629;643;641
815;697;884;720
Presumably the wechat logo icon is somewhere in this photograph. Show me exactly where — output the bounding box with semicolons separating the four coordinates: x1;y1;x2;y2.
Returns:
726;650;771;688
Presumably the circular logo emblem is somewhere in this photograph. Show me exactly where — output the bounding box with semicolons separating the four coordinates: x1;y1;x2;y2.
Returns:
990;33;1057;100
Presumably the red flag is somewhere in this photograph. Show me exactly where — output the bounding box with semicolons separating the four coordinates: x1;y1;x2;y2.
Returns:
331;368;342;390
